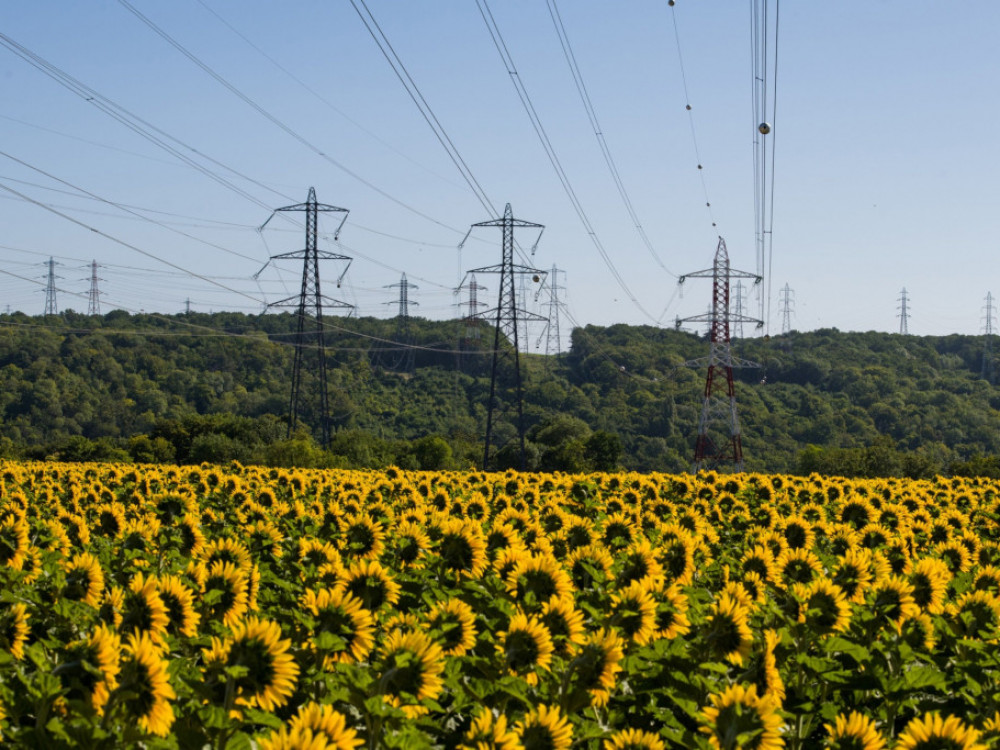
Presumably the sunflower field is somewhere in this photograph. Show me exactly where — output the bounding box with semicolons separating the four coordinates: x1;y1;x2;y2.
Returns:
3;461;1000;748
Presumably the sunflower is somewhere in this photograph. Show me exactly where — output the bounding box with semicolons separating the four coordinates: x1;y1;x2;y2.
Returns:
540;595;587;658
822;711;886;750
336;559;401;613
120;573;169;645
436;518;489;580
99;586;125;629
604;728;666;750
933;540;974;575
198;560;250;627
741;546;779;586
339;513;385;562
909;557;951;615
795;579;852;636
616;538;663;588
389;520;432;568
0;516;30;571
61;552;105;608
656;533;697;586
118;631;176;737
156;575;201;639
869;576;920;631
566;544;614;591
515;704;573;750
900;612;937;652
948;590;1000;640
705;593;753;666
895;713;986;750
499;611;554;686
566;628;625;708
257;702;363;750
55;624;120;715
203;617;299;712
301;587;375;666
610;579;658;646
1;602;30;660
506;554;575;610
775;548;824;589
427;598;478;657
460;708;520;750
298;538;343;575
649;581;691;641
701;683;783;750
739;572;768;605
375;630;445;718
244;520;284;562
973;565;1000;595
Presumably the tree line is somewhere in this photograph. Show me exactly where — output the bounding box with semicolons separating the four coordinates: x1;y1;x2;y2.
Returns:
2;310;999;477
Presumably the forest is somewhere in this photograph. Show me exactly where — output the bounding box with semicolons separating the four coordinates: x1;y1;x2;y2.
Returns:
1;309;999;477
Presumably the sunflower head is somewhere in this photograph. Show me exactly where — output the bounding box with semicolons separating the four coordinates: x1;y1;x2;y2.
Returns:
460;708;519;750
499;611;554;686
704;593;753;665
375;630;445;718
895;713;986;750
701;683;783;750
515;704;573;750
822;710;886;750
117;631;176;738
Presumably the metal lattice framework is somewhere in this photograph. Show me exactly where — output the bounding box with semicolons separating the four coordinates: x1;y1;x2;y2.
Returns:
983;292;996;385
43;257;59;316
379;273;419;373
86;260;103;316
256;187;352;447
677;237;762;472
464;204;545;470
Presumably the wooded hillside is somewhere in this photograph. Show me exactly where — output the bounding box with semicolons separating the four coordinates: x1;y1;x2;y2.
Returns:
2;310;998;476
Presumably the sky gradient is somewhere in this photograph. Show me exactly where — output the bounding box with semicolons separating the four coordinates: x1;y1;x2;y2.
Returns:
1;1;998;344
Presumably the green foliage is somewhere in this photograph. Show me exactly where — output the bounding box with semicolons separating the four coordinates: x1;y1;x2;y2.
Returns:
4;312;1000;475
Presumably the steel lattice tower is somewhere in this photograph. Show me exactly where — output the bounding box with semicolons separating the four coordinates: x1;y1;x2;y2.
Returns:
537;265;566;356
43;257;60;315
779;283;794;334
461;273;487;341
676;237;762;472
465;204;546;471
86;260;103;316
897;288;910;334
256;187;352;447
983;292;996;384
381;273;419;372
732;281;747;340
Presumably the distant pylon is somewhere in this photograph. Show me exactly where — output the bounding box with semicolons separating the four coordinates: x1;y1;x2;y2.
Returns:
185;298;192;315
535;265;566;356
381;273;419;372
463;203;546;470
676;237;762;472
460;273;487;341
983;292;996;384
779;283;794;334
85;260;103;316
897;288;910;334
256;187;353;448
43;257;60;315
733;282;747;339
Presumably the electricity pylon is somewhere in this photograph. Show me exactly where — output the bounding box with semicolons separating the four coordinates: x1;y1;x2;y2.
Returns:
43;257;60;315
462;204;545;471
535;265;566;356
380;273;418;372
256;187;352;447
676;237;762;472
85;260;103;316
897;288;910;334
983;292;996;385
779;283;794;334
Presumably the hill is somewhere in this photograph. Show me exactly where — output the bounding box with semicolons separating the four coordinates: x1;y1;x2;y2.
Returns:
1;310;998;476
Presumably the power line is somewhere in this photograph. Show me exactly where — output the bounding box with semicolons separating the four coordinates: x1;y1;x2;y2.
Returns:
475;0;659;324
116;0;466;237
668;4;719;233
546;0;676;278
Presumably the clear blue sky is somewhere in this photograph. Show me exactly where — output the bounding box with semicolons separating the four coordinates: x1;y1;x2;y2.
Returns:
1;1;998;343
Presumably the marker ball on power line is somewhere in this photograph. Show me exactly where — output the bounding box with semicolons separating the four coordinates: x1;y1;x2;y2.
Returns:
669;0;675;5
758;122;771;135
697;164;702;169
532;275;540;282
685;104;692;111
